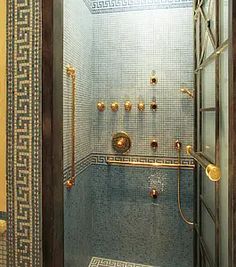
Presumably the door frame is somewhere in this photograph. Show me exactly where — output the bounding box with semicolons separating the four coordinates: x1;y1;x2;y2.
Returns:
41;1;236;266
42;0;64;266
228;1;236;267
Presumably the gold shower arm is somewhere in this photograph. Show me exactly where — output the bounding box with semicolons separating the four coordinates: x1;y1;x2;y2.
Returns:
186;145;221;182
180;88;194;98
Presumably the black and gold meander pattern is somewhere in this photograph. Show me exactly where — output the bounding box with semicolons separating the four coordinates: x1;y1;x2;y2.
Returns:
7;0;41;266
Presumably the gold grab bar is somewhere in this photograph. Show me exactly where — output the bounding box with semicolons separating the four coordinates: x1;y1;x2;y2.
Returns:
186;145;221;182
66;65;76;190
106;160;195;169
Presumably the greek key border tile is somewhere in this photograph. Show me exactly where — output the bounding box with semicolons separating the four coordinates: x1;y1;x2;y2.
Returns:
84;0;193;14
91;153;194;166
89;257;158;267
7;0;41;266
64;153;194;182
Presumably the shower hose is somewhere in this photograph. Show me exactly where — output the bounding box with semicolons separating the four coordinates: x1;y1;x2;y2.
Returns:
177;148;194;226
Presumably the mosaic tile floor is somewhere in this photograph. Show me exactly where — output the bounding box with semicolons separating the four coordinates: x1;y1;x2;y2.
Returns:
88;257;158;267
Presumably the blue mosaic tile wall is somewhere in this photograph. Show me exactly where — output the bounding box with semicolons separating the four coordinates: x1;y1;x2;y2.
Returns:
64;167;93;267
63;0;93;173
92;7;194;158
65;165;193;267
63;0;194;177
64;2;194;267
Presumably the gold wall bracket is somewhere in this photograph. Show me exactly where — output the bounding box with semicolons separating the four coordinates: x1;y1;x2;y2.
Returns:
67;65;76;78
65;177;75;190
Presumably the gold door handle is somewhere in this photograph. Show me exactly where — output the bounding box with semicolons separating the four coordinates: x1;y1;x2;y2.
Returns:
205;164;221;182
186;145;221;182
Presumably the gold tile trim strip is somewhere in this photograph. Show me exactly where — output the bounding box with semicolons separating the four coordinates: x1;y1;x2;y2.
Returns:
106;159;195;169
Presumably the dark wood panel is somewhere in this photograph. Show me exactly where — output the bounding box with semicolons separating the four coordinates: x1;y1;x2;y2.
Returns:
228;1;236;266
42;0;64;266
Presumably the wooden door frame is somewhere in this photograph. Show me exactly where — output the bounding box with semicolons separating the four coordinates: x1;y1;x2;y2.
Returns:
228;1;236;267
42;0;64;266
41;1;236;266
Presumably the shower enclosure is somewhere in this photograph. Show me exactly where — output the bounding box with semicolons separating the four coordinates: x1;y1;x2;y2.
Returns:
63;1;194;266
42;0;231;266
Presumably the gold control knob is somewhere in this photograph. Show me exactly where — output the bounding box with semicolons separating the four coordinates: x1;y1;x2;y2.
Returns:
117;137;126;149
150;101;158;111
151;140;158;150
111;102;119;112
138;102;145;111
150;188;159;199
206;164;221;182
97;102;105;112
150;71;158;85
124;101;132;112
175;140;182;151
150;77;158;85
112;132;131;154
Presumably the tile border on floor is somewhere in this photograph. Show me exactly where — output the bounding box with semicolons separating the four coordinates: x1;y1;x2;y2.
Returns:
88;257;159;267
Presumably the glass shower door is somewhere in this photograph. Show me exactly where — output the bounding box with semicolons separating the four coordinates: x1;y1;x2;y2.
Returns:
194;0;229;266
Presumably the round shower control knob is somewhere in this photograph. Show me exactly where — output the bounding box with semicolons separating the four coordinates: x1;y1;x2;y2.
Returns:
138;102;145;111
150;101;158;111
151;77;157;85
112;132;131;154
97;101;105;112
150;70;158;85
124;101;132;112
117;137;126;148
111;102;119;112
150;140;158;150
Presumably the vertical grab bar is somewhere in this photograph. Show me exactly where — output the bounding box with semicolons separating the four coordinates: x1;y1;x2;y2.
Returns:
66;65;76;190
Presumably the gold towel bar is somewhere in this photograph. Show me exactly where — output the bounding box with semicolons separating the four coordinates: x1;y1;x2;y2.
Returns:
186;145;221;182
106;160;195;169
66;65;76;190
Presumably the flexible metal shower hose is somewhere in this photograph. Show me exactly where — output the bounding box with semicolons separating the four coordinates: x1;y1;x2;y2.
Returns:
177;149;194;226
